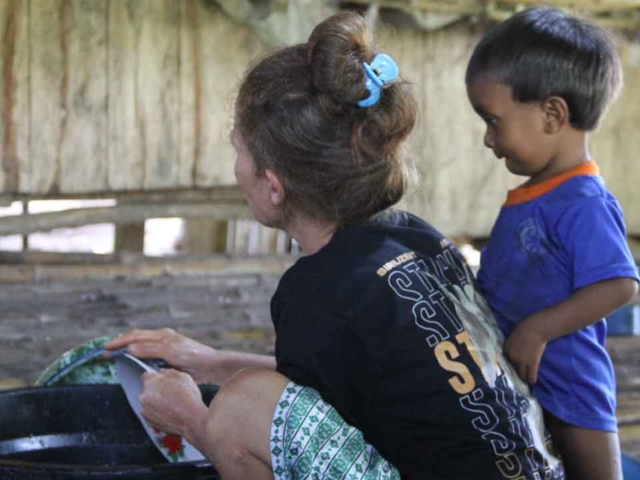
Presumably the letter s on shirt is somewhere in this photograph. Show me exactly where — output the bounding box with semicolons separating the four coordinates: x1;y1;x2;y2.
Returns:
434;341;475;395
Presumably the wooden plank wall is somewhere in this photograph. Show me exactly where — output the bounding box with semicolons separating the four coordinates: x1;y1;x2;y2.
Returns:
1;1;639;238
0;0;263;195
0;0;28;195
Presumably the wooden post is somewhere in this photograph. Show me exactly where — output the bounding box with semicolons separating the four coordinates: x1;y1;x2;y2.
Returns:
212;221;229;253
185;219;229;254
115;223;145;254
21;201;29;250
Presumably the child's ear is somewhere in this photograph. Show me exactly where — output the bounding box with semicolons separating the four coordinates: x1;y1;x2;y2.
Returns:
541;96;570;134
264;169;285;206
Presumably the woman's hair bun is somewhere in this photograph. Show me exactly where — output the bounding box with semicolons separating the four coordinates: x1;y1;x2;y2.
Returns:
306;11;375;106
236;10;416;226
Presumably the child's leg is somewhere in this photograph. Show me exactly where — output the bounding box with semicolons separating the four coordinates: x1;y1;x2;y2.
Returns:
545;411;622;480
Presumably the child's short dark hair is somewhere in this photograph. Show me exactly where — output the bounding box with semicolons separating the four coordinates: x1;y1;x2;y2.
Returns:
465;6;622;131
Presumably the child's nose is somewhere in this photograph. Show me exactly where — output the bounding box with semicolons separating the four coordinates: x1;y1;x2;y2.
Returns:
483;129;495;149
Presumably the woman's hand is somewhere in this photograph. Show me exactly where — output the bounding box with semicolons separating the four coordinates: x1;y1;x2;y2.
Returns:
104;328;220;384
105;328;277;385
139;369;208;447
503;319;547;385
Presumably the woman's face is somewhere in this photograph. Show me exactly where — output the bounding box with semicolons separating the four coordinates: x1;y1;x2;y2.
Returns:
231;128;283;228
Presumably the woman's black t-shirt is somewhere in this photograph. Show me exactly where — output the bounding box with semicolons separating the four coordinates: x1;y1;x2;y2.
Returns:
271;210;564;480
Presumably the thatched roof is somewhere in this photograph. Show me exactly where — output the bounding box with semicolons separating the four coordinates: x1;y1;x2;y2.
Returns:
347;0;640;30
215;0;640;41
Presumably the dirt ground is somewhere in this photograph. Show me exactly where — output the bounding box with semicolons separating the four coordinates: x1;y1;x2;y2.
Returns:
0;271;281;387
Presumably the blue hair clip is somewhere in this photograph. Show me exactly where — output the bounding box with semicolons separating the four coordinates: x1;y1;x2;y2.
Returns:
358;53;399;108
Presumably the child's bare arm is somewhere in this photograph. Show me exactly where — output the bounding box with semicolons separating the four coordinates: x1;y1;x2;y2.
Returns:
504;277;638;384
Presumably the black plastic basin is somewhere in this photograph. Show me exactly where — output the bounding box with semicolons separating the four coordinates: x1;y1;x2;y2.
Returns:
0;384;220;479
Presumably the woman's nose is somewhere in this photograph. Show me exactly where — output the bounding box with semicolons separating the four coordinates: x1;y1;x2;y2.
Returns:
483;129;495;149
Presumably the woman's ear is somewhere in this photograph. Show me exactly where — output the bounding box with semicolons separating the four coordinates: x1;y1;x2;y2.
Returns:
264;169;285;206
542;96;570;134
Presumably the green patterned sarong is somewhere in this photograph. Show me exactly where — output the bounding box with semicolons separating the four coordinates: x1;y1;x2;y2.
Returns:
270;382;400;480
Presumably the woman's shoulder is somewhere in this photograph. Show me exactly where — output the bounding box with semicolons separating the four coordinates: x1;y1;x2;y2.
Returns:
368;209;439;232
281;213;466;315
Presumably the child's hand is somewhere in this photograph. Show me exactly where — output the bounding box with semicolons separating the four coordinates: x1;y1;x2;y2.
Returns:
504;319;547;384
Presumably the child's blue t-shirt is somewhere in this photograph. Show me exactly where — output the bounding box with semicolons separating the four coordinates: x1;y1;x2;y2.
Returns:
477;161;638;432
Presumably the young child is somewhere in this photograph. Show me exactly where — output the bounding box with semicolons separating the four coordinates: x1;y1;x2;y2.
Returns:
466;6;639;480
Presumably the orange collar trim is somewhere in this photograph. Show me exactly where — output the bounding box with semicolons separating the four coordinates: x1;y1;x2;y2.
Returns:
504;161;600;207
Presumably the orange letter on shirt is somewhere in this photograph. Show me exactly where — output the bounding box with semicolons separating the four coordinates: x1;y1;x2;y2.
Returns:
434;341;475;394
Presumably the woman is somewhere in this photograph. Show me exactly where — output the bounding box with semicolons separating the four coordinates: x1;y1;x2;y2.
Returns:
106;11;564;480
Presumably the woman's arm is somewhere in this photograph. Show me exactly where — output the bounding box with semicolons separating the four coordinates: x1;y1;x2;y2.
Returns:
105;328;275;385
504;277;638;384
212;350;277;385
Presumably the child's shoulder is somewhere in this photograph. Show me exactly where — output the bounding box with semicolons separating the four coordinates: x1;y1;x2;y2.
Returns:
532;174;624;227
533;174;629;238
542;174;615;207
